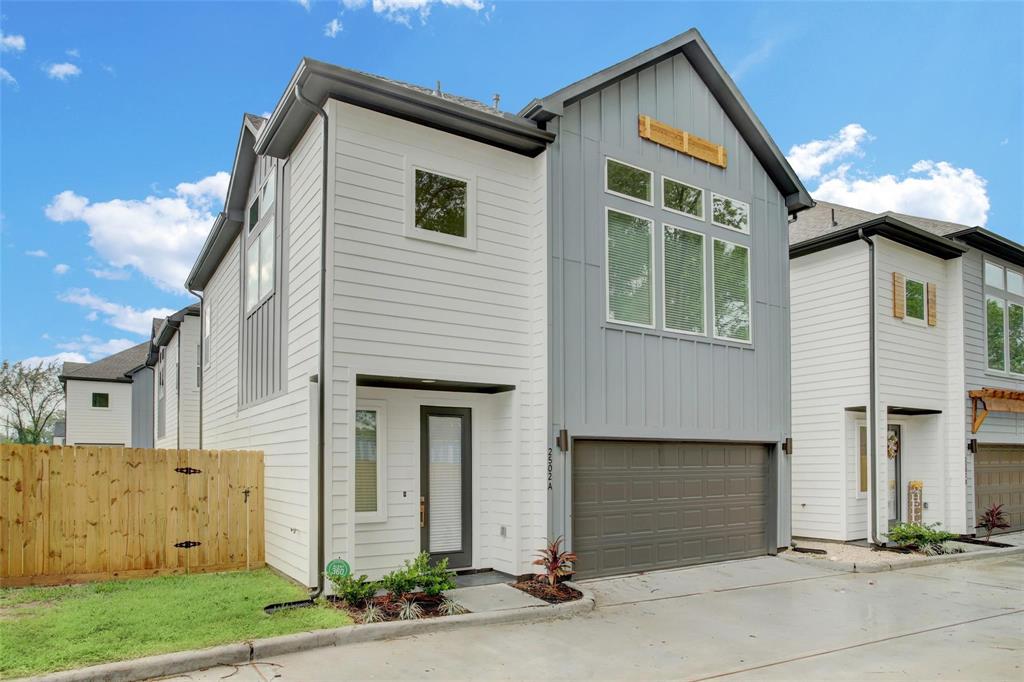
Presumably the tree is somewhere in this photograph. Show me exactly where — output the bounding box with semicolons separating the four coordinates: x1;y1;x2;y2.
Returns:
0;360;64;444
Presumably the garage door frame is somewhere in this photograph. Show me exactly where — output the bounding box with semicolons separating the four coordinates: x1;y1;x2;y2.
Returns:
974;442;1024;534
566;437;779;579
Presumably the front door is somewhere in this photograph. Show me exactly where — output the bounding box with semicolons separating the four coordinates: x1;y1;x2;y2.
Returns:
420;406;472;569
887;424;902;527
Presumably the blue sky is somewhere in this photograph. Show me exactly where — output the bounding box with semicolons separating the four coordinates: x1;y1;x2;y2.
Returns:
1;1;1021;365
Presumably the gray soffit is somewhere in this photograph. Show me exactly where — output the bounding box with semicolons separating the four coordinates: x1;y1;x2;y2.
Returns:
520;28;813;214
846;405;942;416
147;303;201;366
257;58;554;160
357;375;515;394
790;215;967;261
59;341;150;384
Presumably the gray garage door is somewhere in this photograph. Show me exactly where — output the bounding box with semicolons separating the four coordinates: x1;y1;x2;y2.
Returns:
975;444;1024;534
572;440;768;579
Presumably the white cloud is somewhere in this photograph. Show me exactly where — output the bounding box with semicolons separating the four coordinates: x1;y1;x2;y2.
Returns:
786;124;869;179
0;33;26;52
53;263;70;275
66;48;80;58
324;18;343;37
25;249;48;257
730;38;777;81
0;67;16;86
45;171;228;292
21;351;87;367
294;0;311;8
57;335;137;360
336;0;484;26
58;288;174;336
343;0;369;7
89;267;130;281
46;62;81;80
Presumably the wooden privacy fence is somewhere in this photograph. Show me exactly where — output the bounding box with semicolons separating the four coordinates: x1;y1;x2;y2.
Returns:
0;445;264;587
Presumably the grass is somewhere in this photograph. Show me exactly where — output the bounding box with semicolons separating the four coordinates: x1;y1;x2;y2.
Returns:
0;569;351;678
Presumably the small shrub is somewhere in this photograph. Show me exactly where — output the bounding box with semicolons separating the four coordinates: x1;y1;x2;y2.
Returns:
923;542;967;556
885;522;958;551
328;574;378;606
361;603;386;624
977;504;1011;543
397;599;423;621
439;597;468;616
533;536;577;587
379;566;419;601
413;554;457;597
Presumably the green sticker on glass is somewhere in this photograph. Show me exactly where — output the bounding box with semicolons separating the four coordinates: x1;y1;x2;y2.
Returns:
325;559;350;579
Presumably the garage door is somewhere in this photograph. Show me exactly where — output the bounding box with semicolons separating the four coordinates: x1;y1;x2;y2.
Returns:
975;444;1024;534
572;440;768;579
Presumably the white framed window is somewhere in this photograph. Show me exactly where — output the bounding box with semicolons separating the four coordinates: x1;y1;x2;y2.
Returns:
987;295;1006;372
355;400;387;522
606;207;655;328
91;392;110;409
245;218;275;311
247;173;276;233
662;224;705;335
405;166;475;249
712;238;751;343
903;277;927;324
662;176;704;221
710;193;750;233
1008;270;1024;296
984;260;1005;289
605;157;653;205
983;259;1024;376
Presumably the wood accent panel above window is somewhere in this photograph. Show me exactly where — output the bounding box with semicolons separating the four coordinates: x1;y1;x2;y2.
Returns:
927;282;937;326
893;272;906;319
638;115;727;169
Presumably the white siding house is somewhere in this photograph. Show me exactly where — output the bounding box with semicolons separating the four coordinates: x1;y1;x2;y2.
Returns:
59;342;151;447
150;305;201;450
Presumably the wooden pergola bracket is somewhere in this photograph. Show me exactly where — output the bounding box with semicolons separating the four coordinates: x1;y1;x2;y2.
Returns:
969;388;1024;433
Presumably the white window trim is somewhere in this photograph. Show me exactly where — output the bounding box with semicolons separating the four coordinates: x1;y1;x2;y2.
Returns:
711;237;753;344
903;276;927;326
247;171;276;233
245;218;277;314
986;294;1007;373
355;399;388;523
710;192;751;234
661;223;706;337
661;175;705;222
604;156;654;206
404;165;477;250
90;392;111;410
984;259;1005;290
605;206;656;330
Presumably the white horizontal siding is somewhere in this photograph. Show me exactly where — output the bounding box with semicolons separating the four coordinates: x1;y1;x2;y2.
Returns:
154;333;178;450
64;380;132;446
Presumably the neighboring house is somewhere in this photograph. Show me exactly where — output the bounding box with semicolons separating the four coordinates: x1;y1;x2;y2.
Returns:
185;28;810;587
52;421;66;446
59;342;151;447
789;200;1024;543
149;304;200;450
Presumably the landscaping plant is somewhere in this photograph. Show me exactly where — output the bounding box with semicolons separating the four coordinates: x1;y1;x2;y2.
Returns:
360;603;386;624
397;598;424;621
327;573;379;607
533;536;577;587
410;553;457;597
977;503;1011;543
439;597;468;616
379;564;419;601
885;522;958;551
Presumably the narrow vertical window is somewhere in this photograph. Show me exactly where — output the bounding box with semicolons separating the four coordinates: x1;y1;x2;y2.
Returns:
858;426;868;494
712;239;751;342
663;225;705;334
202;304;212;367
606;209;654;327
245;240;259;310
355;403;386;520
987;296;1006;371
904;279;926;321
1010;302;1024;374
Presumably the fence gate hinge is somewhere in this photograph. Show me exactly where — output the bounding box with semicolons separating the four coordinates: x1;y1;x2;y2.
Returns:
174;467;202;475
174;540;202;549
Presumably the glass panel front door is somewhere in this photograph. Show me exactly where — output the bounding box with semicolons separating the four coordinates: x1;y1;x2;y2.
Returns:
887;425;902;527
420;406;472;568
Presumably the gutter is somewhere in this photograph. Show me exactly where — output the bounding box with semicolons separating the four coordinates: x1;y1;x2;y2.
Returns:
858;229;882;546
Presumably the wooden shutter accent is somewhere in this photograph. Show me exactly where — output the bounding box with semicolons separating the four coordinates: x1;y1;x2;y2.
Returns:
927;282;937;326
638;115;728;168
893;272;906;319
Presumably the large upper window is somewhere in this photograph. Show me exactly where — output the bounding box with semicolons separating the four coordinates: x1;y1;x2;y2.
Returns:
606;208;654;327
605;158;652;205
711;193;750;233
712;238;751;342
355;403;386;520
985;260;1024;374
663;225;705;334
245;218;275;311
413;168;469;238
662;177;704;220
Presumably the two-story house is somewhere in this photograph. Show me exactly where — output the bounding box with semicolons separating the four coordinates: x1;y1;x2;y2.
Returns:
185;28;811;588
148;303;200;449
790;200;1024;543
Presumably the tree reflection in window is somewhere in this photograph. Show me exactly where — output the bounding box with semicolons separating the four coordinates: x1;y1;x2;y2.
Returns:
415;169;467;237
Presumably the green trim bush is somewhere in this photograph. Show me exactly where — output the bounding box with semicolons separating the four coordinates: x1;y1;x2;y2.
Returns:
885;522;957;551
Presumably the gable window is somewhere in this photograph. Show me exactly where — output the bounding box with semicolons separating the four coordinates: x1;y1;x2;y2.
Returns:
712;238;751;342
662;177;704;220
606;208;654;327
663;225;705;334
355;402;387;521
605;158;653;205
245;218;275;311
91;392;109;408
904;278;926;322
407;167;474;248
711;193;750;233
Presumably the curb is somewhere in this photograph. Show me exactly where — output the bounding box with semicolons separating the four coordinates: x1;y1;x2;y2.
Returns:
28;586;595;682
781;544;1024;574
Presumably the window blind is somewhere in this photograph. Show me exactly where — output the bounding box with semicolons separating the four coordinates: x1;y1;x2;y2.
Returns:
607;209;653;326
713;239;751;341
664;226;704;333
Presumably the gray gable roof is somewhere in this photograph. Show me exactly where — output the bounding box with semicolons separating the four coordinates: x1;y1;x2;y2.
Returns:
790;200;972;245
59;341;150;383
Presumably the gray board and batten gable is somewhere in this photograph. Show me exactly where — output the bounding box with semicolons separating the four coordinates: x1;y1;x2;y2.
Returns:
529;28;811;545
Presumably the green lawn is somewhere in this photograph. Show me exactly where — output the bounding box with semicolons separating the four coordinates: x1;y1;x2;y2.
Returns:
0;569;351;678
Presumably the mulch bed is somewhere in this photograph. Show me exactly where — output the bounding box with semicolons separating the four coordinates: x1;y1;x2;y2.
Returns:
330;594;466;623
512;578;582;604
956;536;1013;548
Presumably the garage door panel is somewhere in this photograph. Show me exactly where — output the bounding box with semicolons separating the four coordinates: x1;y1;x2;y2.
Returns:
975;444;1024;534
572;440;769;579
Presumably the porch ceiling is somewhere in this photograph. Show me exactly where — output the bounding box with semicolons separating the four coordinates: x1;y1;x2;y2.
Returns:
356;374;515;394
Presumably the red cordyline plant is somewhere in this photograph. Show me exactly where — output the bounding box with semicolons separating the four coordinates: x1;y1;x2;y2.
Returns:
533;536;577;587
977;503;1011;543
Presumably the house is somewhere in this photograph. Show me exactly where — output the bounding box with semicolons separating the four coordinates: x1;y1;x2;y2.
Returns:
789;200;1024;543
185;28;810;587
58;341;151;447
148;304;200;449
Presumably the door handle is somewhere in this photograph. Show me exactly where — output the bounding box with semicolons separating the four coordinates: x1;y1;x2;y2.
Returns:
420;496;426;528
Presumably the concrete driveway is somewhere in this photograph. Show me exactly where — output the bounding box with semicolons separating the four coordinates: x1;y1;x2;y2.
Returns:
171;555;1023;681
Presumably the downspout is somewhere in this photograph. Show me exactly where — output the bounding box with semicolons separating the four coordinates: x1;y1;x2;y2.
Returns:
265;82;329;612
175;322;182;450
187;288;204;449
858;229;882;545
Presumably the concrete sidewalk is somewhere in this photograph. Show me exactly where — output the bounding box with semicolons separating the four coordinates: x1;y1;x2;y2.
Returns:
166;555;1024;681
